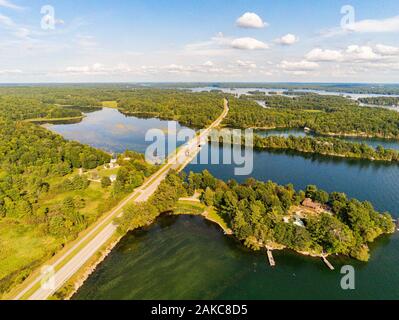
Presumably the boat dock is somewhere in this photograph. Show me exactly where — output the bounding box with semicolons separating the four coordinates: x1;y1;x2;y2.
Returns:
266;248;276;267
322;256;334;270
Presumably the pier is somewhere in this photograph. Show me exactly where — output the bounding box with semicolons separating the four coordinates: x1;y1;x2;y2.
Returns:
266;248;276;267
322;256;334;270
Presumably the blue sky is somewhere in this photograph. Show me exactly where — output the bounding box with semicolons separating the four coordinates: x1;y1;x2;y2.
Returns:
0;0;399;82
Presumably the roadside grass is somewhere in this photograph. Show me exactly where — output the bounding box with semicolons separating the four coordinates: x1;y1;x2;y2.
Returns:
17;190;142;300
0;175;114;298
7;160;165;300
0;221;60;283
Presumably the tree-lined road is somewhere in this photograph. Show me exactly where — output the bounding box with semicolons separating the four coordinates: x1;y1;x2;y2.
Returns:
14;99;229;300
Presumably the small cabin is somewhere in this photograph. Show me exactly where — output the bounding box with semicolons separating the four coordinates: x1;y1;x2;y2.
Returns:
109;174;117;183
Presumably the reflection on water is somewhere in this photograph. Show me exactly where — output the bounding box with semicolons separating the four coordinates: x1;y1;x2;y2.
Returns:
255;128;399;150
45;107;191;154
73;215;399;300
47;106;399;300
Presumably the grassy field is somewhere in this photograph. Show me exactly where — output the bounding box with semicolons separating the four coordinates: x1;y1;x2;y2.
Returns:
0;221;60;283
0;166;116;296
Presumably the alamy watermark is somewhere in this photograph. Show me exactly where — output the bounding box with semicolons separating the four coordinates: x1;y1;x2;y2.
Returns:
340;265;355;290
340;5;356;31
144;123;254;176
40;265;56;291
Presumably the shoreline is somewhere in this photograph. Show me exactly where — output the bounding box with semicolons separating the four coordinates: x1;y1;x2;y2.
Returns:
249;126;399;141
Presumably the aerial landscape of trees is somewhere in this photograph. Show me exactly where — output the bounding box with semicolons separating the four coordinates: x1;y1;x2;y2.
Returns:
359;97;399;107
186;171;395;262
224;94;399;139
0;93;155;295
117;89;225;128
250;135;399;162
1;85;398;297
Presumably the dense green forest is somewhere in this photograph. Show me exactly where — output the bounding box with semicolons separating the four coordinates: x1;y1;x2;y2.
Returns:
116;170;394;262
358;97;399;107
0;87;225;128
0;96;82;121
189;171;395;261
116;170;188;234
224;94;399;139
0;92;157;295
151;83;399;95
250;135;399;162
117;89;225;128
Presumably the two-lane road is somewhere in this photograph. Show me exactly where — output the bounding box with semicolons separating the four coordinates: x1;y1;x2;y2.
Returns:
14;98;229;300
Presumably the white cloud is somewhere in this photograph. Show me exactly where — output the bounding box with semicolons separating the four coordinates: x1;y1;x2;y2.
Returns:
279;60;319;72
0;13;14;27
236;60;257;68
0;69;22;75
0;13;31;38
231;37;268;50
344;15;399;33
322;15;399;37
236;12;268;29
275;33;299;45
64;63;133;75
202;60;214;67
375;44;399;56
345;45;381;61
0;0;24;10
305;48;343;62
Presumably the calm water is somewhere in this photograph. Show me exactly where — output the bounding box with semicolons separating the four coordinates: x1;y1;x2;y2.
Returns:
56;107;399;300
45;107;191;154
255;128;399;150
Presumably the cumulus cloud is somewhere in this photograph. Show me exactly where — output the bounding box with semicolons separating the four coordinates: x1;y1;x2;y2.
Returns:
305;48;344;62
236;12;268;29
305;44;399;63
375;44;399;56
275;33;299;45
231;37;268;50
345;45;381;61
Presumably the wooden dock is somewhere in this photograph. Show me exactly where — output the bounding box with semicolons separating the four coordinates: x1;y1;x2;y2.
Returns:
266;248;275;267
322;256;334;270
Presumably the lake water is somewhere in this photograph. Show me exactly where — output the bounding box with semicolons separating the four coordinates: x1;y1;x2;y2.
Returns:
51;107;399;300
45;107;191;155
255;128;399;150
190;86;399;100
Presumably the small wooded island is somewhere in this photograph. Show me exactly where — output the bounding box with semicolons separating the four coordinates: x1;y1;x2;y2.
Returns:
116;170;395;262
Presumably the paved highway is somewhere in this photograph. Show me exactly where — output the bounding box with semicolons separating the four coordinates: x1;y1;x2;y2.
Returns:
14;98;229;300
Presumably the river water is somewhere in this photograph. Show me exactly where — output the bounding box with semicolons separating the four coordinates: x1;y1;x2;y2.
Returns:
46;107;399;300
